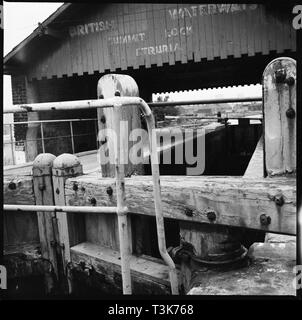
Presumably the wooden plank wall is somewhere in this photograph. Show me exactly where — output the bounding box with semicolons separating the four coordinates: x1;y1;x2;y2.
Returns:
28;4;296;81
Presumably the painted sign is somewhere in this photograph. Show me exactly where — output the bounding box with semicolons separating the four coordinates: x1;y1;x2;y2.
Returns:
28;3;296;80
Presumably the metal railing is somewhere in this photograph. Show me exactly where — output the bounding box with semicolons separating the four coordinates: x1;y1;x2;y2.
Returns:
3;96;179;295
3;118;98;165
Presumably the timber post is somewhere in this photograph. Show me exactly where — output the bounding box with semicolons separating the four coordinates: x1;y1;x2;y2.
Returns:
262;57;296;177
32;153;57;294
52;153;84;293
97;73;144;177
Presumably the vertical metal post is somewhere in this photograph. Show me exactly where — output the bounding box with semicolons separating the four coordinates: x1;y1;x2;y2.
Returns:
113;103;132;294
142;105;179;295
9;124;16;165
94;119;98;149
40;122;46;154
70;121;75;154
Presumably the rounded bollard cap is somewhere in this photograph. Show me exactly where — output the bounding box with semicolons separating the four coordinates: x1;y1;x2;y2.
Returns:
53;153;81;169
33;153;56;168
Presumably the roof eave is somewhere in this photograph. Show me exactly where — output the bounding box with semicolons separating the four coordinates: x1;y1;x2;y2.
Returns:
3;3;72;66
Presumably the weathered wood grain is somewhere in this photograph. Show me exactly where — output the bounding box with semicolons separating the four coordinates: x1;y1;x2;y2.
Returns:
4;175;35;205
65;175;296;235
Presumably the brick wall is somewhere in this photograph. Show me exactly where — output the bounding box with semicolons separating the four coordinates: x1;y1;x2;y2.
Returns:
11;75;28;146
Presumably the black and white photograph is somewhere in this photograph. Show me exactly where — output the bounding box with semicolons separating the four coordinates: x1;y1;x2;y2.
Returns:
1;1;301;306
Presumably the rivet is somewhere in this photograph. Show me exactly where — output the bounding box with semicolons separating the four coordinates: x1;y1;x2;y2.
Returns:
99;94;104;99
115;91;121;96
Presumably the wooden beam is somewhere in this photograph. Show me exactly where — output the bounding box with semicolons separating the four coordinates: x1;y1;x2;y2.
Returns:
65;174;296;235
4;175;35;205
70;242;180;295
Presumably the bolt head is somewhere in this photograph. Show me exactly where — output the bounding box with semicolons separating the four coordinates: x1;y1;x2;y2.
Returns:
260;214;271;226
274;195;284;206
185;208;193;217
106;186;113;196
207;210;216;221
285;76;295;86
286;108;295;119
8;182;16;190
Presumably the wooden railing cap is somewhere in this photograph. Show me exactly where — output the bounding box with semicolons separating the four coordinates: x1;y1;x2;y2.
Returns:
32;153;56;169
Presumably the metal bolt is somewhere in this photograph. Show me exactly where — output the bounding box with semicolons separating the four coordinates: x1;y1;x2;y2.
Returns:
100;115;106;124
275;69;287;83
285;76;295;86
38;183;46;191
8;182;16;190
115;91;121;96
274;194;284;206
90;197;97;206
106;186;113;196
286;108;295;119
206;210;216;221
73;183;78;191
99;94;104;99
260;214;271;226
184;208;193;217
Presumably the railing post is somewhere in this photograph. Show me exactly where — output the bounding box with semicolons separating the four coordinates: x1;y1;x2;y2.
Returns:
9;124;16;165
97;74;144;177
40;122;46;153
69;121;75;154
52;153;84;293
32;153;57;294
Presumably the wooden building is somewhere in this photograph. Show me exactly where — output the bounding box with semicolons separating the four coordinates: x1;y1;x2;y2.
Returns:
4;3;296;160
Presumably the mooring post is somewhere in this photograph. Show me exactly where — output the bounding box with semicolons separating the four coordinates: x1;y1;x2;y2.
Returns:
32;153;57;294
262;57;296;177
262;57;297;244
97;74;144;177
52;153;84;293
97;74;144;294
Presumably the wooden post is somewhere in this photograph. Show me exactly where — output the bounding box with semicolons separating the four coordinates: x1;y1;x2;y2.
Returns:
52;153;84;293
95;74;144;256
97;74;144;177
263;57;296;177
32;153;57;293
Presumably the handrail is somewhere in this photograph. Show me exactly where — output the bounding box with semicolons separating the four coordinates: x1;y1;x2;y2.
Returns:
3;96;262;114
3;96;179;295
